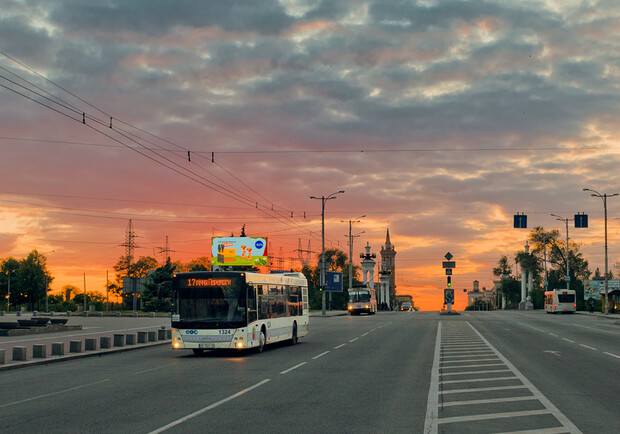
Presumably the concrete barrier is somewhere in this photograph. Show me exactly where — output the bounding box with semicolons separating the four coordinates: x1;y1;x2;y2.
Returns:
148;331;157;342
0;310;4;316
115;312;121;317
166;329;172;339
131;312;138;317
138;331;148;343
126;334;136;345
33;344;47;358
158;329;167;340
70;340;82;353
52;342;65;356
0;348;5;364
100;337;111;349
66;311;71;317
150;312;155;318
114;334;125;347
98;312;103;317
13;346;27;361
85;338;97;351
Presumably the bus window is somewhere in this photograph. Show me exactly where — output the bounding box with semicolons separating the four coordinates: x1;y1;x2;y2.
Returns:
248;285;258;323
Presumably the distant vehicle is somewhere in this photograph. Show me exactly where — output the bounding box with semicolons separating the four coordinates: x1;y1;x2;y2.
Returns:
400;302;413;311
348;285;377;315
171;271;309;354
544;289;576;314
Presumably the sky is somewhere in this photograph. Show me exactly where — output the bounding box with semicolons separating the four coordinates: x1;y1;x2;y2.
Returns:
1;0;620;311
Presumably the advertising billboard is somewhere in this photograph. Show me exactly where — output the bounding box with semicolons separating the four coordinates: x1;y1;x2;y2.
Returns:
583;279;620;300
211;237;268;267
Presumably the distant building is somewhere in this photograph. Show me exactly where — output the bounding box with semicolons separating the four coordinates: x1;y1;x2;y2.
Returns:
467;280;496;310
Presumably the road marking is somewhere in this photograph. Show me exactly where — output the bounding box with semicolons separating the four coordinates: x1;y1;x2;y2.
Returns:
280;362;307;374
440;376;517;385
440;358;499;364
438;409;551;425
441;362;505;369
148;379;271;433
604;352;620;359
441;353;494;359
440;369;511;376
562;338;575;343
361;332;369;337
134;364;176;374
0;379;110;408
549;333;558;337
423;321;441;434
494;427;571;433
579;344;597;350
468;322;582;433
312;351;329;360
334;343;346;349
544;350;561;357
440;396;537;408
520;323;545;332
349;337;359;343
441;385;528;394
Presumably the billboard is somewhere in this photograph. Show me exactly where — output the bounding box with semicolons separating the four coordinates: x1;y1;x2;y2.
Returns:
583;279;620;300
211;237;268;267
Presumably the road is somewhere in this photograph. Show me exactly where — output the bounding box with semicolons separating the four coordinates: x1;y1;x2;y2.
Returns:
0;311;618;433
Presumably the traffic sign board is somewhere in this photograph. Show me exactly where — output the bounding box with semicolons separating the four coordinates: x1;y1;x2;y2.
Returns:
444;252;453;261
445;269;452;275
442;261;456;269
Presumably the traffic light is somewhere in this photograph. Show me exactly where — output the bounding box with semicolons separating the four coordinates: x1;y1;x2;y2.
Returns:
447;276;451;287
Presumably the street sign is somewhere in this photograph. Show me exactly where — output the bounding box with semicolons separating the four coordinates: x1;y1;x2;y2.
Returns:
324;271;343;292
442;261;456;269
575;214;588;228
444;252;453;261
444;288;454;304
514;214;527;228
445;269;452;275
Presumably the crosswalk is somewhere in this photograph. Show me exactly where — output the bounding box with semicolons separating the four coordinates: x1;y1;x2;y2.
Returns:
425;321;582;434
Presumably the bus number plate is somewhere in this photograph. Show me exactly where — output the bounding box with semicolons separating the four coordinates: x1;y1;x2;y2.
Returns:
198;343;215;349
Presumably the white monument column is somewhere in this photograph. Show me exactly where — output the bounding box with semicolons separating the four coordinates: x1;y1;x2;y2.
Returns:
360;242;376;289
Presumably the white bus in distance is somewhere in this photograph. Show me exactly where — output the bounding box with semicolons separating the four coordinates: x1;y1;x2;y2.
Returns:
171;271;309;354
348;285;377;315
544;289;576;314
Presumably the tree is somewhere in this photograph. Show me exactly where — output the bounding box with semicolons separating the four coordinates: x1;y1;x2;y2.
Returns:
142;260;176;312
112;255;158;306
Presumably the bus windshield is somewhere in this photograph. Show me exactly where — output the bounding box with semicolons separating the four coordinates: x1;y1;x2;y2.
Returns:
176;275;247;329
558;293;575;303
349;290;371;303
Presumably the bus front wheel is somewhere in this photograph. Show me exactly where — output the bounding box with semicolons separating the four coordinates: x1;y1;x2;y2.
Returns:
257;330;266;353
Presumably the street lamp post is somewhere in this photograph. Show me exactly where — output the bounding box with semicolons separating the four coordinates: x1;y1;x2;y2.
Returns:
551;214;572;291
40;250;55;313
6;270;14;311
310;190;344;315
342;215;365;297
583;188;619;314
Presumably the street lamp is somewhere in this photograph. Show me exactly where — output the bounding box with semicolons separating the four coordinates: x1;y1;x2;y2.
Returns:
551;214;572;291
310;190;345;315
342;215;365;298
583;188;619;314
6;269;15;311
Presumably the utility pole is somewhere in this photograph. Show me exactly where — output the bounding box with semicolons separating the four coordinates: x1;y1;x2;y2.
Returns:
342;215;365;297
310;190;344;315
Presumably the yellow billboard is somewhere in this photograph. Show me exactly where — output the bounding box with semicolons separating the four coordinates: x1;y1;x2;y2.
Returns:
211;237;268;266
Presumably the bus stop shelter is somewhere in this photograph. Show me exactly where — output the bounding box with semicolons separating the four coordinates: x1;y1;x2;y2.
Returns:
601;289;620;313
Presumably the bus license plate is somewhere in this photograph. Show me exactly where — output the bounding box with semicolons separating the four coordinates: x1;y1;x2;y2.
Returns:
198;343;215;349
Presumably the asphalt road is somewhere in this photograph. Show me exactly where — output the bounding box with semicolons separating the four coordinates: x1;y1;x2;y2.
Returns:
1;311;618;433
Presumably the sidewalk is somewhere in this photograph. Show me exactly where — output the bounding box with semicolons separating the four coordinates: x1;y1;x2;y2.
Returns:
575;310;620;323
0;314;172;371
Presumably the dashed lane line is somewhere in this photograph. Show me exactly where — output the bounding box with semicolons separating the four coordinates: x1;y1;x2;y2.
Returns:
280;362;307;374
312;351;330;360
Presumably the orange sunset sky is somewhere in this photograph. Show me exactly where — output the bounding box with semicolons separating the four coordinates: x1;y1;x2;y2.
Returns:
2;1;620;311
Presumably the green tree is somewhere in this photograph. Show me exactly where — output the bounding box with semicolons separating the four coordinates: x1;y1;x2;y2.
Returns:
5;250;53;311
112;255;158;307
142;260;177;312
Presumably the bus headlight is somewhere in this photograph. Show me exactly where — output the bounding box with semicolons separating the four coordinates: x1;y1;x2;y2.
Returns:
236;342;244;349
173;342;180;348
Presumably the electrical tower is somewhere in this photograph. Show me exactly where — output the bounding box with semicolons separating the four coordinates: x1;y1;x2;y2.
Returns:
119;219;140;274
295;238;314;266
157;235;174;263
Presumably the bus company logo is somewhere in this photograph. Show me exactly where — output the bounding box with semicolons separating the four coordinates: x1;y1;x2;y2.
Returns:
254;240;264;249
187;278;232;287
185;330;199;335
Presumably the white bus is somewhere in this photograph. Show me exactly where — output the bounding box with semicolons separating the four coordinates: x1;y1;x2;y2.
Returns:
544;289;576;314
171;271;309;354
347;285;377;315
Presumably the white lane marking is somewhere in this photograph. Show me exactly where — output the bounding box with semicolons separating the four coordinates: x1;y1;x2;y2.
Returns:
148;379;271;433
423;321;441;434
494;427;571;434
520;323;545;332
0;379;110;408
280;362;307;374
312;351;329;360
349;337;359;343
579;344;597;350
440;358;499;364
549;333;558;337
440;395;537;408
438;409;551;425
468;322;582;434
440;362;505;369
440;376;517;385
134;364;176;375
441;353;494;359
334;343;346;349
604;351;620;359
361;332;369;337
562;338;575;343
440;369;511;377
441;385;528;395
